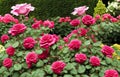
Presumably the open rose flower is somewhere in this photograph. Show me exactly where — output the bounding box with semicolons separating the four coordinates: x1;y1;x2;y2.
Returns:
89;56;100;66
51;61;66;74
71;6;89;16
68;39;82;50
3;58;13;68
8;23;27;36
78;28;87;36
40;34;56;48
101;45;114;58
6;46;15;56
1;34;9;43
104;69;119;77
70;19;80;27
43;20;54;29
23;37;36;49
75;53;87;64
32;20;43;29
26;52;38;68
38;49;49;59
11;3;35;16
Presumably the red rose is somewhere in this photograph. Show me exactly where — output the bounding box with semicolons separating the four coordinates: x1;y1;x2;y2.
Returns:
82;15;96;26
104;69;119;77
23;37;36;49
89;56;100;66
68;39;82;50
6;46;15;56
32;20;42;29
26;52;38;68
75;53;87;64
8;23;27;36
51;61;66;74
70;19;80;27
3;58;13;68
1;34;9;43
38;49;49;59
40;34;56;48
101;45;114;58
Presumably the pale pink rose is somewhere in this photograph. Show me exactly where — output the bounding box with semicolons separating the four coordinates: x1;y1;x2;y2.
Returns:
71;6;89;16
11;3;35;16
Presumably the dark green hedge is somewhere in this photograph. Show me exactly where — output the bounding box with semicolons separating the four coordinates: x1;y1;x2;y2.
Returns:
0;0;98;19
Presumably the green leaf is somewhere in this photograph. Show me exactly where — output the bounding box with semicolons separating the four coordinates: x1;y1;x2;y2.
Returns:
32;69;45;77
20;72;32;77
35;49;43;54
0;66;7;74
12;72;20;77
44;65;53;74
65;63;74;70
82;75;89;77
84;40;91;46
64;74;73;77
90;73;98;77
70;68;77;75
93;41;101;46
52;44;57;50
78;65;86;73
86;65;92;69
14;64;22;71
17;52;23;57
63;48;69;54
36;60;44;67
105;57;112;64
12;41;19;48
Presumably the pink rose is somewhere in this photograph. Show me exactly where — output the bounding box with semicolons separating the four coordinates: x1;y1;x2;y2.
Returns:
1;34;9;43
70;19;80;27
6;46;15;56
26;52;38;68
23;37;36;49
89;56;100;66
59;17;65;23
64;17;71;22
75;53;87;64
59;17;71;23
43;20;54;29
38;49;49;59
71;6;89;16
104;69;119;77
78;28;87;36
110;17;118;22
32;20;43;29
101;45;114;58
102;14;112;21
8;23;27;36
82;15;96;26
68;39;82;50
3;58;13;68
51;61;66;74
117;15;120;20
11;3;35;16
95;14;101;21
63;37;69;43
40;34;56;48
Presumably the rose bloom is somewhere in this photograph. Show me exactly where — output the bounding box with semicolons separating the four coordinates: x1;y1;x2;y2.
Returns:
51;61;66;74
82;15;96;26
75;53;87;64
71;6;89;16
26;52;38;68
1;34;9;43
40;34;56;48
32;20;43;29
38;49;49;59
3;58;13;68
8;23;27;36
101;45;114;58
110;17;118;22
70;19;80;27
95;14;101;21
23;37;36;49
104;69;119;77
11;3;35;16
89;56;100;66
102;14;112;21
68;39;82;50
6;46;15;56
43;20;54;29
78;28;87;36
63;37;69;43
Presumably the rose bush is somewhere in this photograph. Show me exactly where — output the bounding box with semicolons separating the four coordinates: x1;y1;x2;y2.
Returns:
0;3;120;77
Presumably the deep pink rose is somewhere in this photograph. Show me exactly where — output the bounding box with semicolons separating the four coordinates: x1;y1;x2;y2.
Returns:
101;45;114;58
11;3;35;16
89;56;100;66
8;23;27;36
75;53;87;64
32;20;42;29
110;17;118;22
63;37;69;43
71;6;89;16
40;34;56;48
23;37;36;49
26;52;38;68
68;39;82;50
117;15;120;20
82;15;96;26
53;34;59;42
95;14;101;21
102;14;112;21
51;61;66;74
6;46;15;56
59;17;65;23
78;28;87;36
3;58;13;68
38;49;49;59
70;19;80;27
64;17;71;22
104;69;119;77
1;34;9;43
59;17;71;23
43;20;54;29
